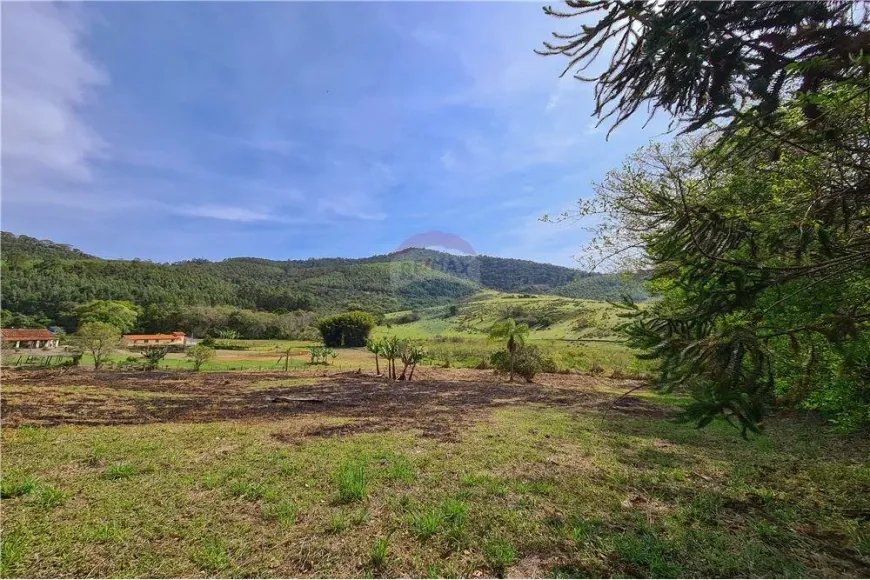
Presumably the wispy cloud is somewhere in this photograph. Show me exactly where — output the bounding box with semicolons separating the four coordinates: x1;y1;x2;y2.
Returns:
1;2;670;264
441;150;458;171
174;205;275;222
1;3;107;183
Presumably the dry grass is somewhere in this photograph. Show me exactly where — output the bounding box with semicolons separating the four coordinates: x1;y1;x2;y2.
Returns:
2;368;868;578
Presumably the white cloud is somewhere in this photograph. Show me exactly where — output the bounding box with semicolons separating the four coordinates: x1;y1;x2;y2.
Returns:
441;150;457;170
175;205;274;222
316;193;386;221
1;3;107;182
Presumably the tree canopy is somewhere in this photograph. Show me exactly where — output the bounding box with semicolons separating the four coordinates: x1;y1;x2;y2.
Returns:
541;0;870;433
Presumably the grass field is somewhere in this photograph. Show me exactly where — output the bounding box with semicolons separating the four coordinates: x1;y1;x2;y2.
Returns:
376;291;628;342
3;293;651;377
2;368;868;578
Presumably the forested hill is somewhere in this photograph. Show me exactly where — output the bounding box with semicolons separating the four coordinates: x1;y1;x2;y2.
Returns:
0;232;646;324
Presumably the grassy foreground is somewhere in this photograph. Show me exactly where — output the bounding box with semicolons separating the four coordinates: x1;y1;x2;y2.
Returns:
2;380;868;578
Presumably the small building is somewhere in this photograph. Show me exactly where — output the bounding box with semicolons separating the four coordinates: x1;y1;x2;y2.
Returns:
122;331;188;347
1;328;60;349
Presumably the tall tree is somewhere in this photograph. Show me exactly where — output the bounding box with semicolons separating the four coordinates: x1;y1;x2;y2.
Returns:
538;1;870;138
538;0;870;433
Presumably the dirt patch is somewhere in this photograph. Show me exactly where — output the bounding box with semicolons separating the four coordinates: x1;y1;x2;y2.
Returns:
272;419;391;443
1;368;673;438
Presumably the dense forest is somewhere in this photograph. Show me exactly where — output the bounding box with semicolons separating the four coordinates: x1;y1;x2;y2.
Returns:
0;232;646;337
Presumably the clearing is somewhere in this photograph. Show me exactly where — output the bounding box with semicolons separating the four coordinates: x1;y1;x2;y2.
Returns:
2;368;869;578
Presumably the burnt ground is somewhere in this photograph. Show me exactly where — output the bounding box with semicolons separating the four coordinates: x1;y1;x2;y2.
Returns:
0;368;670;439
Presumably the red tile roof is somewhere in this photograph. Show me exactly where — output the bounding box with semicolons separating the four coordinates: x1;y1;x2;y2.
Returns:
1;328;57;341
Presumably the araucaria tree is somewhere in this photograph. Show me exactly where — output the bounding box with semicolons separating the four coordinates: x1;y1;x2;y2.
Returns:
489;318;529;382
73;322;121;370
539;1;870;433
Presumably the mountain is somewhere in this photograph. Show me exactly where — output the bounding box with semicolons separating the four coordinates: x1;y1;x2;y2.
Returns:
0;232;95;261
0;231;647;326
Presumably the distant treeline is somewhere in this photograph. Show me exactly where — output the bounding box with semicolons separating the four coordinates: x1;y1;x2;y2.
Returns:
0;232;647;336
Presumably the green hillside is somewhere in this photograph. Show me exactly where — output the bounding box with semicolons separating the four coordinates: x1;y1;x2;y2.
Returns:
376;291;626;341
0;231;647;334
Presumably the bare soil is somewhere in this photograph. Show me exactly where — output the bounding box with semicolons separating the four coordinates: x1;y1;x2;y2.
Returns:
0;368;669;439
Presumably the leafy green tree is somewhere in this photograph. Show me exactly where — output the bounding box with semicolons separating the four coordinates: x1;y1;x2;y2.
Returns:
316;311;376;347
186;344;215;371
488;318;529;382
365;338;382;375
0;309;47;329
72;322;121;370
71;300;139;334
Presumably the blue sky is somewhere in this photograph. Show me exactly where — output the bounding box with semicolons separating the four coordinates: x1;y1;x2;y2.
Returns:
2;2;669;267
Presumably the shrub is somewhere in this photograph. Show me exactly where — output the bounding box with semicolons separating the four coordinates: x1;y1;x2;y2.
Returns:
490;345;543;382
186;344;215;371
316;311;376;347
540;353;563;373
392;311;422;325
140;346;168;370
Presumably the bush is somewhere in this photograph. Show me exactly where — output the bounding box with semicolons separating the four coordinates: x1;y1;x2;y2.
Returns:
391;311;422;325
540;352;563;373
316;311;376;347
490;345;544;382
186;344;215;371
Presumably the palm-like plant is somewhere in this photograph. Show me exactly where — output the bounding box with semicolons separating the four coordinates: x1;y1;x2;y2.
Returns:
397;341;425;381
406;344;425;381
365;338;382;375
379;336;401;380
489;317;529;382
